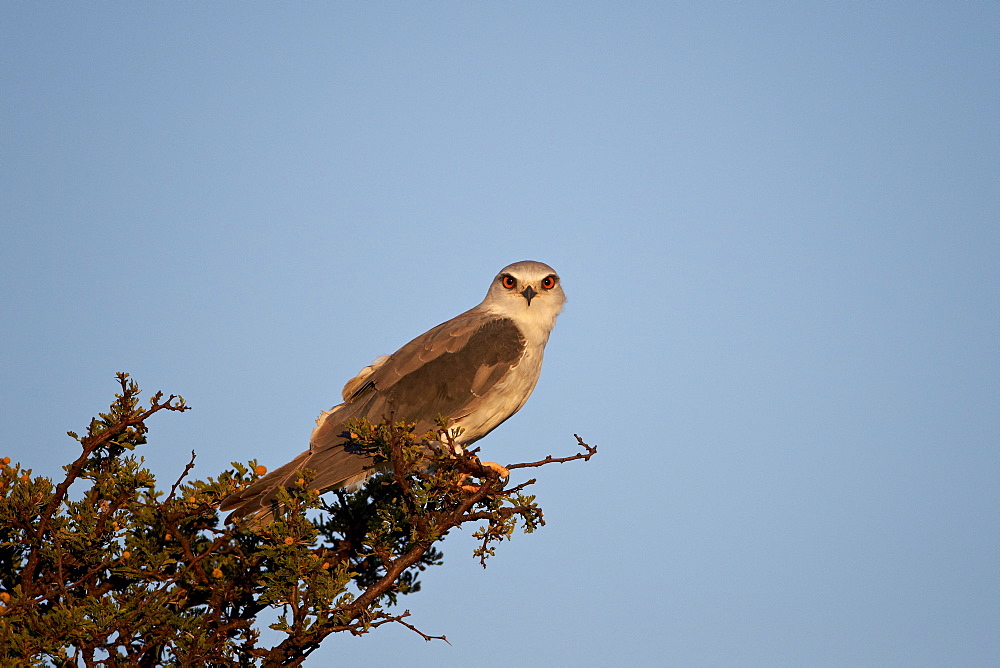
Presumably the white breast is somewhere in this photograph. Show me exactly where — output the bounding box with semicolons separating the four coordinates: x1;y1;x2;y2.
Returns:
450;337;546;445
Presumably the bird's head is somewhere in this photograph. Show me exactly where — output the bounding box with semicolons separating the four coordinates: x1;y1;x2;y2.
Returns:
480;261;566;336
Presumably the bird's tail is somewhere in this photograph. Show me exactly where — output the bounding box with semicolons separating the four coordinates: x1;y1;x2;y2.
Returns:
219;450;312;526
219;444;382;527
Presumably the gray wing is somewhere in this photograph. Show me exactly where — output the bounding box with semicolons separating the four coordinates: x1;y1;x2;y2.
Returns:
342;311;526;431
220;309;525;523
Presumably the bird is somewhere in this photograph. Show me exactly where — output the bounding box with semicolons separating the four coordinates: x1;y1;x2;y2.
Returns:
220;260;566;524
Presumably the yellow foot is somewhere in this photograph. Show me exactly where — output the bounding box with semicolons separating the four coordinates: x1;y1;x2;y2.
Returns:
481;461;509;478
459;462;509;494
457;473;478;494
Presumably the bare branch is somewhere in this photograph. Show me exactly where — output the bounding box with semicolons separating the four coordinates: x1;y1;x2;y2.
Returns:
377;610;450;644
507;435;597;470
166;450;197;502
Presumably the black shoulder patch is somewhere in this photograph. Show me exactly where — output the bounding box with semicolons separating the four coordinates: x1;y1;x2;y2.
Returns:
376;317;525;425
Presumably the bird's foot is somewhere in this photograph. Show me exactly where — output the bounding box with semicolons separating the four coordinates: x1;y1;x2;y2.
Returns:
458;461;509;494
481;461;509;478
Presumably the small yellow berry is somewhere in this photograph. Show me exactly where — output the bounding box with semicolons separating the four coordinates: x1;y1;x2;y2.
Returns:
0;592;10;604
212;568;223;578
295;478;305;486
121;551;131;560
283;537;294;545
164;533;172;541
254;465;267;476
1;457;10;464
321;562;330;569
19;474;29;483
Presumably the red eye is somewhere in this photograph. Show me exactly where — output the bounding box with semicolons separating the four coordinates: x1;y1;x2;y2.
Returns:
541;275;557;290
501;275;516;289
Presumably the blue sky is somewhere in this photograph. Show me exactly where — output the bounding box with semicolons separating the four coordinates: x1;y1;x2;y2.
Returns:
2;3;998;665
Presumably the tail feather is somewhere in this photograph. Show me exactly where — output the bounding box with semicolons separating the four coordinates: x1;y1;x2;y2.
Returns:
221;385;390;525
220;442;382;526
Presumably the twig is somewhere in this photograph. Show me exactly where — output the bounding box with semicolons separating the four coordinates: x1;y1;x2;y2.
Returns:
507;435;597;470
377;610;450;644
502;478;537;495
166;451;197;502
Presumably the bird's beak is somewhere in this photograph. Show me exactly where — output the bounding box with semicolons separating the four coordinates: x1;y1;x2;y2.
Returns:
520;285;538;305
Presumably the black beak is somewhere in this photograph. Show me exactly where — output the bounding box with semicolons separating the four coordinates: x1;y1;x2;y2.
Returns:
520;285;538;305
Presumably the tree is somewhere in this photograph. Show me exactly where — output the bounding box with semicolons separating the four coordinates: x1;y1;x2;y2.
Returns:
0;373;595;666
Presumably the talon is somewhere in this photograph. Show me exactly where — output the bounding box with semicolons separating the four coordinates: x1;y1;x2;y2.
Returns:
458;463;508;494
458;473;479;494
482;461;509;478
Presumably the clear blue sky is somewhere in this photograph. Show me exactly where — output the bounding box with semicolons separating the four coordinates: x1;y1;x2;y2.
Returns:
2;3;998;666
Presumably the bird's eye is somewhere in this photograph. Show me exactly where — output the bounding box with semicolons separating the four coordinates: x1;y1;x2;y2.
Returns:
501;275;517;289
541;275;557;290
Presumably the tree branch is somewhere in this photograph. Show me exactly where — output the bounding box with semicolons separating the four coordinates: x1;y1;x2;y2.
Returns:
507;435;597;470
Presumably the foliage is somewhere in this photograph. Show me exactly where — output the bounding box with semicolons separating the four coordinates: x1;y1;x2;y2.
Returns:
0;374;595;666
